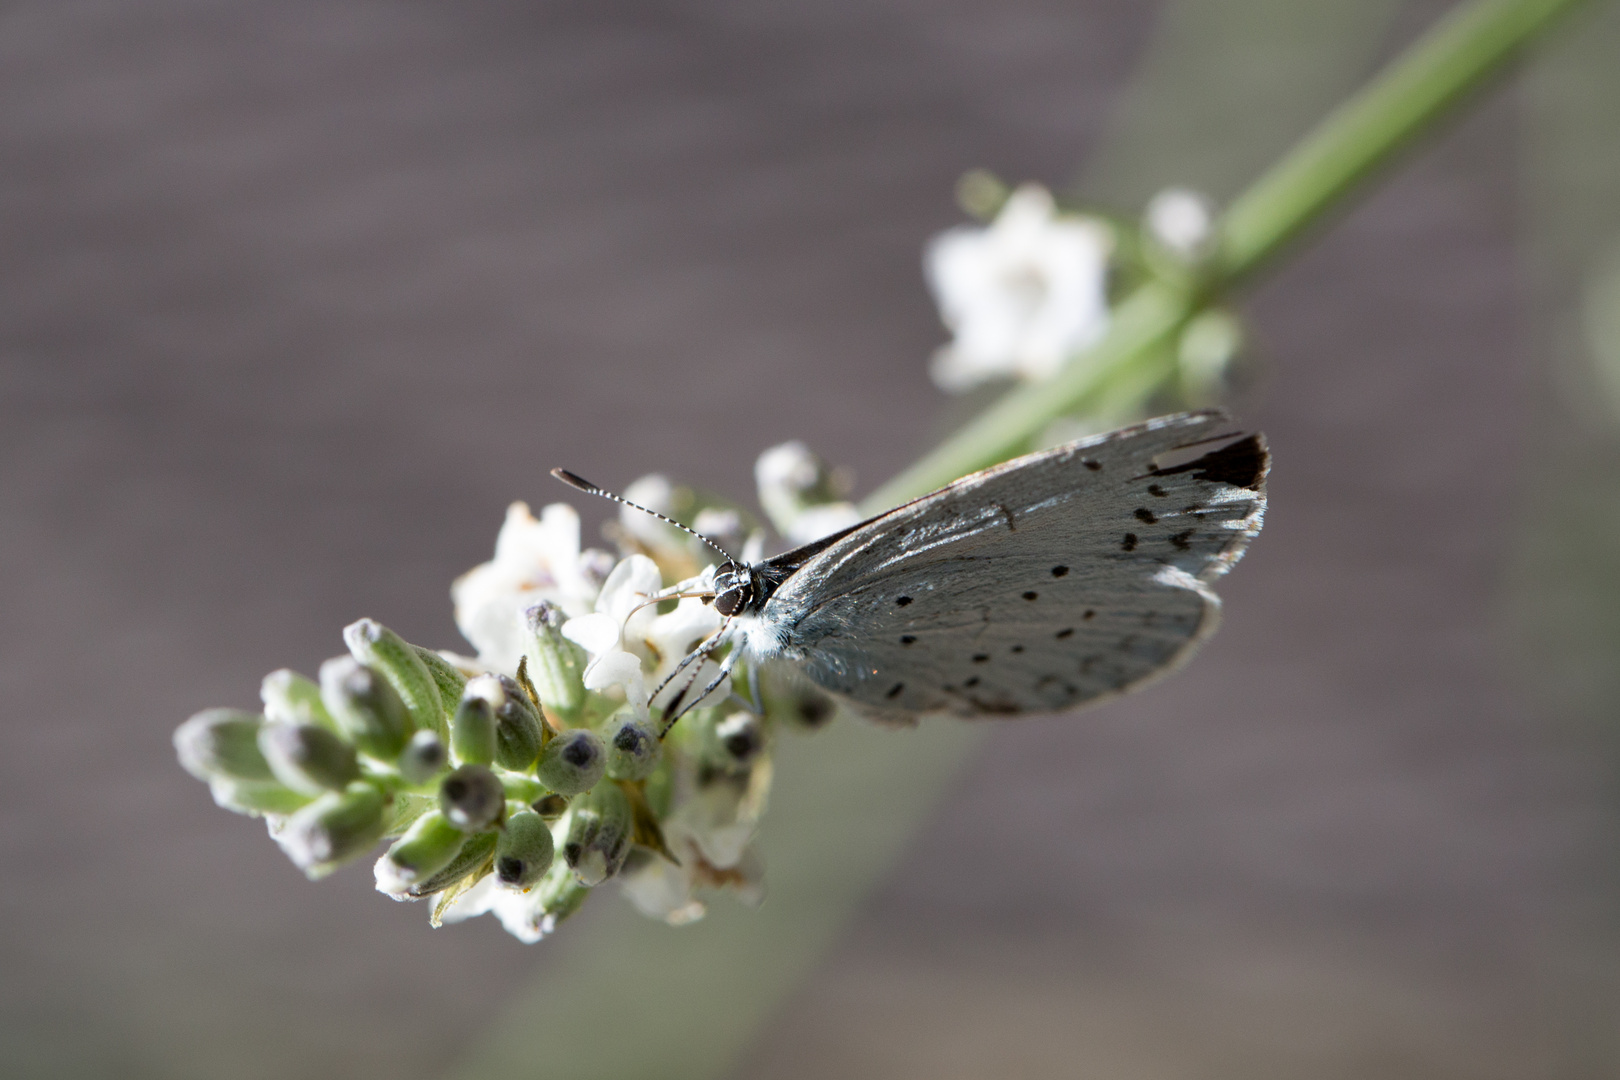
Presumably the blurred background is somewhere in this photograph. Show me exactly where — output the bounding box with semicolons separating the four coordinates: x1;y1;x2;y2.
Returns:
4;1;1619;1077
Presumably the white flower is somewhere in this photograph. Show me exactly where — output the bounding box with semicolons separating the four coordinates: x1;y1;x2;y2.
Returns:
451;502;613;674
561;558;729;716
1145;186;1216;262
925;183;1113;392
754;441;862;546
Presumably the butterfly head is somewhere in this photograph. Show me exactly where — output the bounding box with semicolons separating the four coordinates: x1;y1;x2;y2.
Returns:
712;562;753;617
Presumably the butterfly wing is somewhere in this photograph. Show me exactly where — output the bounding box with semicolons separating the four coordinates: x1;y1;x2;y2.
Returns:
756;410;1267;719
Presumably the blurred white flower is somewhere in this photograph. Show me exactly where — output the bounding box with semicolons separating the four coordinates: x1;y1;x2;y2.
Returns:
754;441;861;546
451;502;614;675
1145;186;1216;262
925;183;1113;392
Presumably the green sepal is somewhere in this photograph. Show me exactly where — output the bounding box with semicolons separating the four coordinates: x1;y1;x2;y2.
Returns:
375;810;468;897
411;646;469;718
275;781;390;878
258;721;361;795
523;602;587;722
175;708;274;782
343;619;446;739
319;656;412;761
261;670;339;732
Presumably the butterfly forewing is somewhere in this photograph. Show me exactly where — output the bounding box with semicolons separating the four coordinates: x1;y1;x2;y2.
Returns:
760;411;1267;719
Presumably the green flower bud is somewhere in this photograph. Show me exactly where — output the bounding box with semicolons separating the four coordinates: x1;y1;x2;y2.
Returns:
411;645;468;718
275;781;389;877
375;810;467;897
260;669;338;732
537;728;605;796
208;777;312;817
533;853;592;927
408;828;497;897
175;708;274;782
494;809;555;889
523;602;587;721
319;656;412;761
397;730;448;784
343;618;445;739
439;764;504;831
451;676;501;766
560;782;632;886
257;721;360;795
492;674;544;772
604;712;661;781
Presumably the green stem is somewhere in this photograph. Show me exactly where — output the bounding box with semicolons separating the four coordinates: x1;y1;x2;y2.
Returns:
1220;0;1591;279
863;0;1592;513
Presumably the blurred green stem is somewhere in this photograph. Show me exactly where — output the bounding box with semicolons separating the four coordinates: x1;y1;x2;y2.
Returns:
863;0;1591;513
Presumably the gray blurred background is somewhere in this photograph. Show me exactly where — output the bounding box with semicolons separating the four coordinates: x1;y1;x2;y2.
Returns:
4;1;1619;1077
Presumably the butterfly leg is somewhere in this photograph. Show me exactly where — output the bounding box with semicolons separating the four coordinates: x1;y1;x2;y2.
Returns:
659;644;743;738
648;620;732;706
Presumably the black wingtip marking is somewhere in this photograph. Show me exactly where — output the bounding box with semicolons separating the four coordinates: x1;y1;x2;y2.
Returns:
1152;433;1268;490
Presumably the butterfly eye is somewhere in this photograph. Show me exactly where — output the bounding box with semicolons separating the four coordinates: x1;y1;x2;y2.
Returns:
714;585;748;617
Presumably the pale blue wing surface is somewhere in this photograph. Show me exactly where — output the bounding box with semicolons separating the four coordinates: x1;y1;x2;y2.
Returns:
760;411;1267;718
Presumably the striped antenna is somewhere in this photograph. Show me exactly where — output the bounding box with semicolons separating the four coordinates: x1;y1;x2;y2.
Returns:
550;468;736;563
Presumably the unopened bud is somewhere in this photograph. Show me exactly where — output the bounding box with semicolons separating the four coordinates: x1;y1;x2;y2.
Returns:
712;712;764;768
537;728;605;796
397;730;448;784
260;670;337;731
175;708;274;782
343;619;446;739
319;656;412;761
451;677;501;766
523;603;587;721
275;781;389;877
604;712;661;781
492;674;544;772
375;811;467;897
561;782;632;886
407;828;497;897
494;809;555;890
412;645;468;718
258;721;360;795
439;764;504;831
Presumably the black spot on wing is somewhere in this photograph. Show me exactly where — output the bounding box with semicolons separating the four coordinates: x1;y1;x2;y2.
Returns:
1170;530;1194;550
900;635;916;645
1122;533;1138;552
1051;565;1068;577
1151;433;1268;490
1022;591;1038;601
1082;458;1101;471
1148;484;1167;497
972;653;990;663
886;683;904;699
1055;628;1074;639
896;596;912;607
1134;508;1157;524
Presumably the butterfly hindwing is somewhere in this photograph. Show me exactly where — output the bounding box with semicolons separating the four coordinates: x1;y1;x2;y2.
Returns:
757;411;1267;719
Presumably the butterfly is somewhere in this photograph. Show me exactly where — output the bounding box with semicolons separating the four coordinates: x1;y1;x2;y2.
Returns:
554;409;1266;727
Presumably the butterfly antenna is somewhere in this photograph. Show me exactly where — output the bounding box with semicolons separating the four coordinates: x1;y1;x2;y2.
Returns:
550;468;736;562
